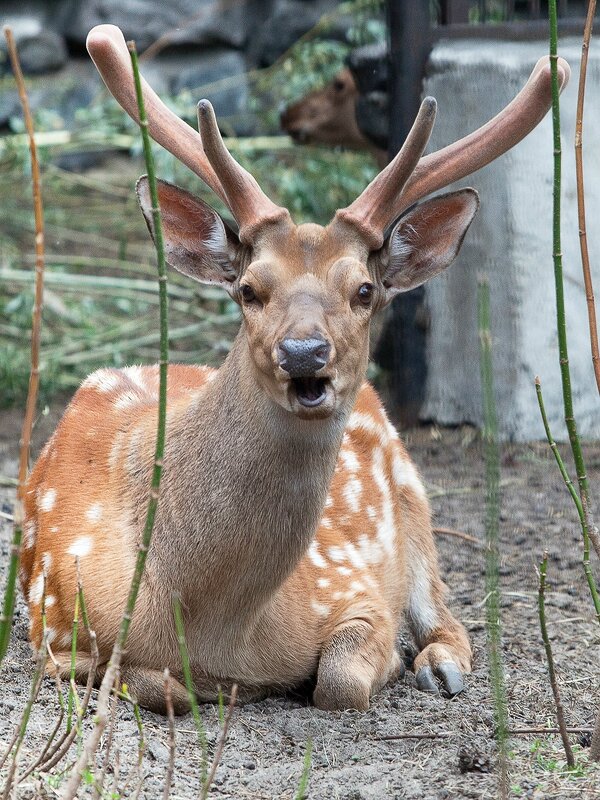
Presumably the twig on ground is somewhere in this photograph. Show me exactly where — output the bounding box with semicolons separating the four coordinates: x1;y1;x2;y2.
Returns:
92;673;121;800
575;0;599;393
163;669;176;800
201;684;238;800
537;552;575;767
60;39;170;798
433;527;483;546
0;24;46;667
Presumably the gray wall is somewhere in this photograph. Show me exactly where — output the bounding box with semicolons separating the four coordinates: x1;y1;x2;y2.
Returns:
421;38;600;441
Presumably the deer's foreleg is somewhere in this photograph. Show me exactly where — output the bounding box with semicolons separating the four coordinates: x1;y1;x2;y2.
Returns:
313;617;402;711
404;536;471;697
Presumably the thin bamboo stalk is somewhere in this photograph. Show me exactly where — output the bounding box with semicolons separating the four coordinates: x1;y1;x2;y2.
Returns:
60;40;170;799
173;594;208;783
575;0;599;393
538;553;575;767
163;669;176;800
0;26;46;666
548;0;600;760
535;377;600;621
477;275;509;799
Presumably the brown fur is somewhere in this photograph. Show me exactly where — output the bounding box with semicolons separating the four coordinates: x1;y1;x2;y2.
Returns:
22;198;475;713
280;69;388;168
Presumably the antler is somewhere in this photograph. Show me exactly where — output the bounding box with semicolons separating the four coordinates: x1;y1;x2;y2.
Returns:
336;56;571;250
86;24;289;243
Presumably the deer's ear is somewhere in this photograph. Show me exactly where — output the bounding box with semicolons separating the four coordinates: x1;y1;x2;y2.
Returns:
136;177;241;290
377;189;479;303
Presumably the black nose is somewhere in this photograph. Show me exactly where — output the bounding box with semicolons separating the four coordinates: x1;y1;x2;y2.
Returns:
278;337;331;378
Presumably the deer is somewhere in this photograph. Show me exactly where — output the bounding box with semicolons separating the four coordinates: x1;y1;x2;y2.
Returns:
280;68;388;167
19;24;569;714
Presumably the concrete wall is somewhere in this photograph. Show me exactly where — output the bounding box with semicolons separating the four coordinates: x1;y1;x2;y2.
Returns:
421;38;600;441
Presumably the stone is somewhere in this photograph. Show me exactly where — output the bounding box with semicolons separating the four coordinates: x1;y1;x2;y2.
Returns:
172;50;256;136
0;18;67;76
421;38;600;440
63;0;265;51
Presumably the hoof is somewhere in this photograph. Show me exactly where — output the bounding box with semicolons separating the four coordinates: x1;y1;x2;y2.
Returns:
415;662;464;698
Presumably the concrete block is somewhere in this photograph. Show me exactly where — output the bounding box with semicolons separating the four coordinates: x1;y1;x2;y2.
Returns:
421;38;600;440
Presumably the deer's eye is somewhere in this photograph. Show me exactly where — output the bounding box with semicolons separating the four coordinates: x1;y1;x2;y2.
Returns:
356;283;373;306
240;283;257;304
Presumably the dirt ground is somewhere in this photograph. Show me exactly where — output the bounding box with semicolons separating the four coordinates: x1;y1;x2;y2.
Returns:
1;401;600;799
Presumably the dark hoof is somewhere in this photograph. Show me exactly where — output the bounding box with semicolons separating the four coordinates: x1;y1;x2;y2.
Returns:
437;662;464;698
415;665;439;694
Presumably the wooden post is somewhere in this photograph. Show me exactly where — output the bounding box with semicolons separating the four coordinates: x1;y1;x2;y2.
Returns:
381;0;432;427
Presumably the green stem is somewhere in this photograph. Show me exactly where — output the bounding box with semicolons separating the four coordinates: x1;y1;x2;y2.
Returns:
535;378;600;621
173;594;208;784
478;276;509;798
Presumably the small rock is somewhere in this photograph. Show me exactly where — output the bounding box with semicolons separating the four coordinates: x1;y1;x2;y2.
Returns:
147;739;169;762
458;744;491;774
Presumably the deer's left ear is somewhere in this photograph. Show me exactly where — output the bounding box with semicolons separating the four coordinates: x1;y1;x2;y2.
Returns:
376;189;479;304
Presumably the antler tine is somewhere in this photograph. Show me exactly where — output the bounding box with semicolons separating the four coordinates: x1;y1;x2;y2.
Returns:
335;97;438;249
396;56;570;215
197;101;290;244
86;25;229;206
337;56;569;251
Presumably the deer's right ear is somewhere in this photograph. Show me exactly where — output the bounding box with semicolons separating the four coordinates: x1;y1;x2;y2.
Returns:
136;177;241;291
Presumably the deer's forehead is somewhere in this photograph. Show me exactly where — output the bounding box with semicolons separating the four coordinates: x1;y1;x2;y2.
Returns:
251;223;368;284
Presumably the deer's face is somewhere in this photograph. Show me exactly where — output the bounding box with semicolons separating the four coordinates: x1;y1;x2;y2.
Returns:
238;224;375;419
138;179;479;421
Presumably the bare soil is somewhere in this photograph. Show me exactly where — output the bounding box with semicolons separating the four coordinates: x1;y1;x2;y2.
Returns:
1;403;600;798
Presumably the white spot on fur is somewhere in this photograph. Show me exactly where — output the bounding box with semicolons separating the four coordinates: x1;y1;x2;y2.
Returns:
357;534;383;565
50;526;59;534
340;447;360;473
325;495;333;509
328;546;346;563
41;552;52;573
350;580;366;594
348;412;390;446
86;503;103;523
83;370;121;393
344;542;366;570
308;541;327;569
45;626;56;643
122;365;147;390
29;573;44;605
311;600;331;617
343;476;363;514
68;537;92;558
366;505;376;520
24;520;36;549
337;565;352;576
40;488;56;513
85;428;97;438
45;595;56;608
316;577;330;589
371;447;396;555
321;517;332;529
60;631;72;648
392;451;426;499
109;430;127;472
408;549;438;635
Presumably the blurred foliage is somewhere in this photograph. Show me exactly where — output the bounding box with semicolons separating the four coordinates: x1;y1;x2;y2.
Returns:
0;0;382;408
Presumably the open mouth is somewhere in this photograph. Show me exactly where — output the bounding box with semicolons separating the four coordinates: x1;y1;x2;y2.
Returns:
292;377;329;407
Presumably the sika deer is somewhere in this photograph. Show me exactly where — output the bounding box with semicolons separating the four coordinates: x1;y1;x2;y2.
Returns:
20;25;569;713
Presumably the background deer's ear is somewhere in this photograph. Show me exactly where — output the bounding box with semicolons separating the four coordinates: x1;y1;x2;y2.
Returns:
376;189;479;304
136;177;241;291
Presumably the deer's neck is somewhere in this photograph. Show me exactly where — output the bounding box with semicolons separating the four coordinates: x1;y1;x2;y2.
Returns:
146;331;353;626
